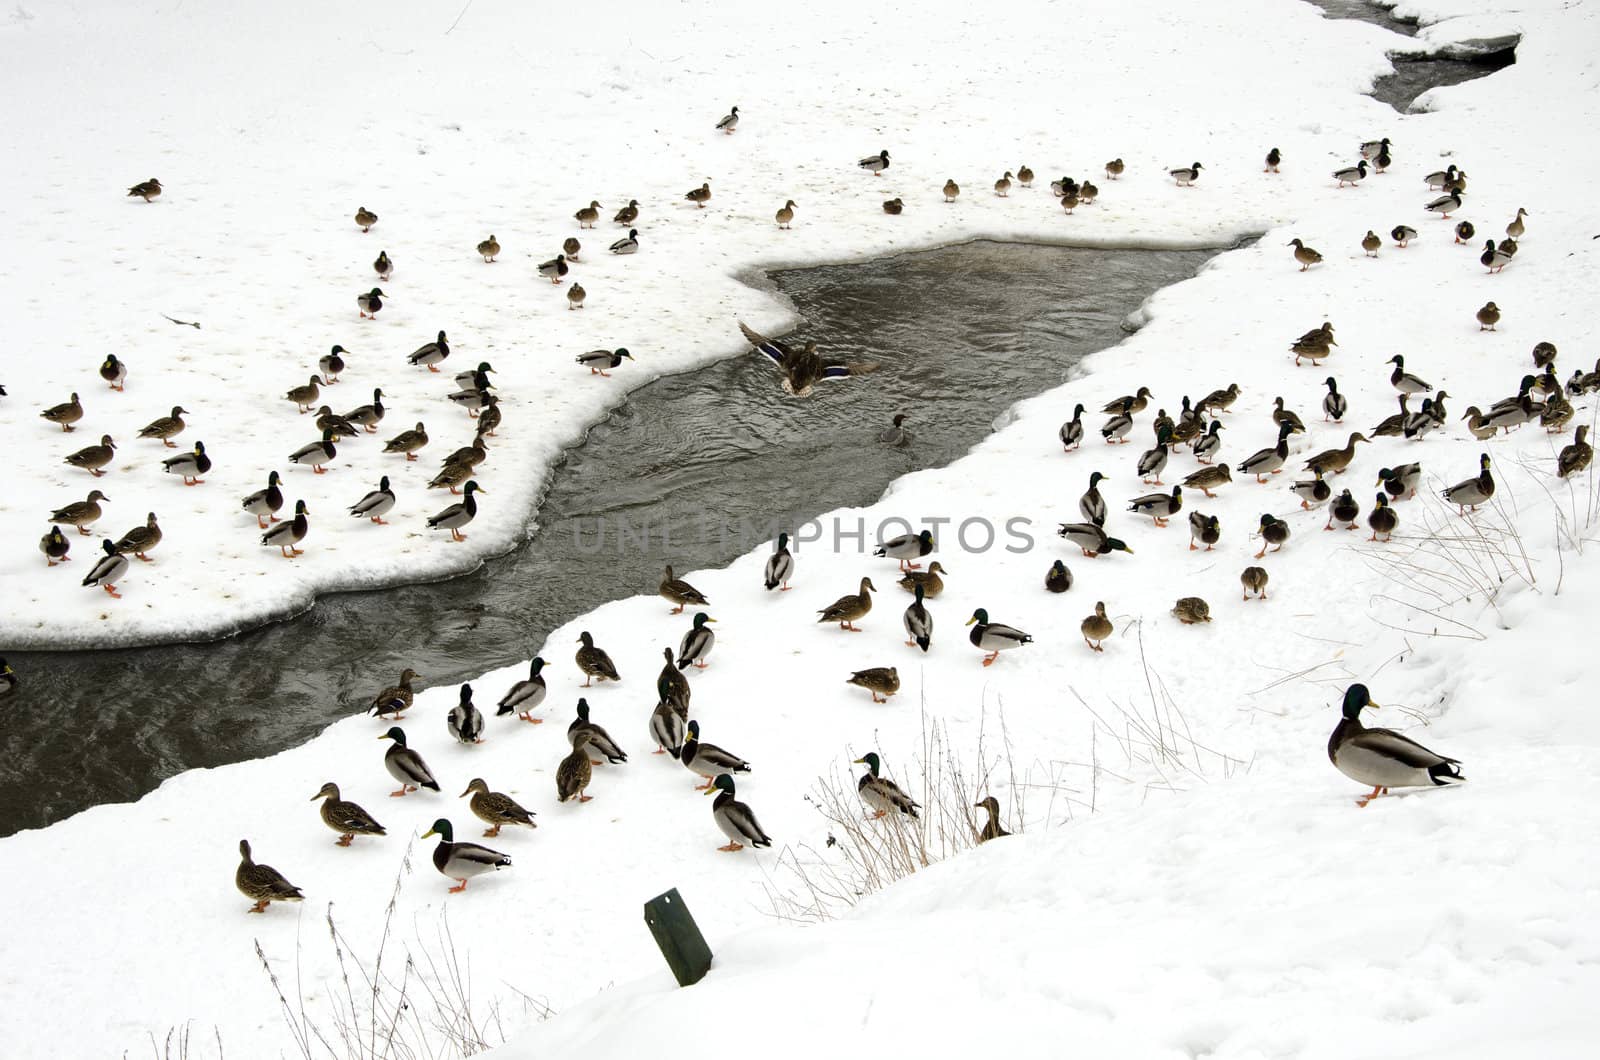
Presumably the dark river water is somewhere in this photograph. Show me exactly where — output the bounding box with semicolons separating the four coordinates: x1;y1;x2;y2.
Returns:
1307;0;1516;112
1;240;1219;835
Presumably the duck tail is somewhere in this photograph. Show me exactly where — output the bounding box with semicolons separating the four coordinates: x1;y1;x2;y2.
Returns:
916;636;931;652
1429;760;1465;786
422;779;441;792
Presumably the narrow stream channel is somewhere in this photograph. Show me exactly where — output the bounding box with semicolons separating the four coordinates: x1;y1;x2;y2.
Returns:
1;240;1218;835
1307;0;1516;112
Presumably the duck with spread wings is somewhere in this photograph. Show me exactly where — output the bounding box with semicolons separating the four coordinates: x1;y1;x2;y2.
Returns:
738;321;878;397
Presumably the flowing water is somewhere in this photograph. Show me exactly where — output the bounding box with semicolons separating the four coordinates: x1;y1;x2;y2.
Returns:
1307;0;1516;112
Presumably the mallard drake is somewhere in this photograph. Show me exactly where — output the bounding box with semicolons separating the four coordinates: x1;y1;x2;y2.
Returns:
235;840;302;913
51;489;109;535
1172;597;1211;624
1453;220;1475;244
241;472;283;528
374;250;392;279
1303;432;1368;476
1132;486;1184;528
1559;426;1593;478
314;406;360;439
1072;470;1107;526
1045;558;1073;593
1101;405;1134;444
378;726;439;797
1371;394;1411;438
1240;566;1269;600
609;228;639;254
705;774;771;852
1322;378;1347;422
409;330;451;371
1238;421;1295;482
497;657;547;723
738;321;879;397
650;699;687;757
1170;162;1202;186
966;607;1031;666
1081;601;1113;652
575;630;620;686
127;177;162;202
1373;145;1392;172
1367;492;1398;541
447;683;485;744
448;375;495;416
421;818;511;892
563;236;582;261
317;345;348;385
426;479;483;541
289;430;338;475
384;421;429;460
65;434;116;477
818;576;875;631
113;512;161;562
0;658;15;697
1423;164;1458;190
574;200;601;228
876;529;934;571
1197;383;1241;416
895;582;933;651
537;254;569;285
1328;684;1462;807
262;499;310;557
1359;137;1390;160
1424;190;1462;217
1188;512;1220;552
41;391;84;432
1442;453;1495;513
160;439;210;485
355;206;378;231
681;720;750;789
658;646;691;718
858;150;890;175
1362;230;1381;257
99;354;128;391
356;288;386;318
1481;241;1512;273
854;752;919;819
1403;398;1440;440
1105;158;1125;179
1181;464;1232;498
776;199;797;227
1378;463;1422;500
311;782;386;846
40;525;71;566
1255;513;1290;557
993;172;1012;197
898;560;947;596
1333;160;1368;187
1290;469;1332;509
1506;207;1528;239
370;667;421;719
882;197;904;215
82;539;129;597
460;778;536;837
614;199;640;225
685;182;711;207
345;387;385;432
1327;489;1361;531
557;736;595;803
677;611;717;670
1056;522;1133;558
347;476;396;525
1288;238;1322;271
576;348;633;377
763;531;794;591
1137;425;1172;484
847;667;900;702
942;179;961;203
1051;176;1078;198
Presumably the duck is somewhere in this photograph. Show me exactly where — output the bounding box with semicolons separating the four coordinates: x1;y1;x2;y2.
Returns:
557;736;595;803
448;374;495;415
1172;597;1211;624
706;774;772;852
966;607;1032;666
374;250;392;279
994;172;1012;197
574;200;601;228
378;726;439;797
1327;489;1361;531
1105;158;1125;180
658;564;709;615
1532;341;1559;370
1371;395;1411;438
1559;426;1593;478
1506;207;1528;239
318;345;348;384
1367;492;1398;541
614;199;640;225
1481;242;1512;274
354;206;378;231
1102;386;1152;415
262;499;310;557
943;179;961;202
575;630;620;686
1169;162;1202;186
288;429;338;475
384;421;429;460
446;684;485;745
775;199;797;227
882;197;904;215
684;182;712;207
127;177;162;202
818;576;875;631
1497;236;1518;258
65;434;116;476
537;254;569;284
1328;684;1462;807
1290;469;1332;509
878;412;912;448
440;436;490;470
459;778;535;837
764;531;794;591
341;477;396;528
314;406;360;439
241;472;284;528
113;512;162;562
1181;463;1232;498
1192;421;1225;464
82;539;129;596
1136;425;1173;484
1081;601;1113;652
1333;160;1368;187
426;479;483;541
650;699;687;758
677;611;717;670
681;720;751;789
1424;190;1463;217
1442;453;1494;513
1453;220;1475;244
563;237;583;262
41;391;84;432
576;348;633;377
1241;566;1269;600
847;667;900;702
40;525;71;566
1303;432;1369;476
898;560;948;596
425;460;472;496
1460;404;1511;439
51;489;110;535
1403;398;1440;440
1378;463;1422;501
1238;421;1296;482
854;752;919;819
356;288;386;318
1126;482;1181;525
1056;522;1134;558
738;320;878;397
875;529;934;571
235;840;303;913
1424;164;1459;190
1188;512;1221;552
1359;137;1391;160
157;439;208;485
1315;380;1347;426
1255;513;1290;557
421;818;511;892
496;657;547;723
370;667;421;719
565;699;626;764
609;228;639;254
858;150;890;175
409;330;451;371
311;782;386;846
1197;382;1241;416
1050;176;1079;198
1288;238;1322;271
1362;230;1381;257
658;646;692;719
1101;404;1134;443
99;354;128;391
344;387;386;432
973;795;1011;842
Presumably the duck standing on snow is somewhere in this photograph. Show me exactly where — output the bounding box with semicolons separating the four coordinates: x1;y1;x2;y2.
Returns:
764;531;794;591
1169;162;1202;186
1359;137;1390;160
903;583;933;650
684;182;712;207
1264;147;1281;173
98;354;128;392
575;631;620;686
240;471;284;527
66;434;117;477
1482;237;1513;272
310;782;386;846
537;254;569;283
355;206;378;231
1182;463;1232;498
427;479;483;541
1060;403;1086;450
318;345;347;384
497;657;547;724
1454;220;1475;244
677;611;717;670
378;726;439;797
40;525;71;566
262;499;310;557
1188;512;1220;552
1323;378;1348;422
847;667;900;702
715;104;740;133
659;646;692;716
41;391;84;431
1424;190;1463;218
1137;424;1173;484
1442;453;1495;513
1255;513;1290;558
345;387;386;433
1129;484;1183;526
966;607;1031;667
1241;566;1269;600
1368;492;1398;541
112;512;162;562
1327;489;1361;531
738;321;879;397
384;421;429;461
1328;683;1462;807
899;560;948;595
858;150;890;175
577;348;633;377
127;177;162;202
776;199;797;227
660;564;707;614
1391;225;1417;248
374;250;393;279
706;774;772;852
651;698;687;757
235;840;302;913
1507;207;1529;239
447;683;485;744
875;528;934;571
82;539;129;597
943;179;961;202
1101;401;1134;444
1378;463;1422;501
557;736;596;803
1237;422;1295;482
1079;471;1110;525
1333;160;1368;187
409;330;451;371
854;752;919;819
356;288;385;318
138;406;188;447
1303;432;1369;476
421;818;511;892
1362;230;1381;257
1192;421;1225;464
567;283;586;310
460;779;536;837
1081;601;1113;651
288;429;338;475
162;440;210;485
51;489;109;535
681;720;750;790
1105;158;1125;179
369;667;421;720
609;228;639;254
1045;559;1074;592
818;577;875;631
1056;522;1134;558
882;197;904;215
349;476;396;524
1288;238;1322;271
1172;597;1211;624
1558;426;1593;479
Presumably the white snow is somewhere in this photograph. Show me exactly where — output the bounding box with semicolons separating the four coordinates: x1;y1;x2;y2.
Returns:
2;0;1599;1056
